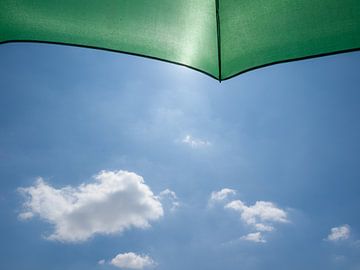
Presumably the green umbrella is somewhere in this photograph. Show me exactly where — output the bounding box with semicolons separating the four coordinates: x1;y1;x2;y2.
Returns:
1;0;359;81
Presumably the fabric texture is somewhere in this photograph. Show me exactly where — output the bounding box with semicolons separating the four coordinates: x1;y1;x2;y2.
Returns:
1;0;359;80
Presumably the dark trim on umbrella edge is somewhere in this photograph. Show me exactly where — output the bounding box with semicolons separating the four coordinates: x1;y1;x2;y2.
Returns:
222;47;360;82
0;40;219;81
0;40;359;82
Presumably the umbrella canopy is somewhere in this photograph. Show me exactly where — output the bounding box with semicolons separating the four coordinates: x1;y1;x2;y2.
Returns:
1;0;359;81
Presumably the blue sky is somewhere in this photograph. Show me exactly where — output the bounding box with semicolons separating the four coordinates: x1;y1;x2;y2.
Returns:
0;43;360;270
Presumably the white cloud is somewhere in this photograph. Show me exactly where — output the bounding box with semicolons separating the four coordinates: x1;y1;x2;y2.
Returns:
241;232;266;243
159;189;177;198
158;189;180;212
225;200;288;232
210;190;288;230
98;259;106;265
211;190;289;244
209;188;236;204
110;252;155;269
327;225;351;241
18;170;163;242
182;134;210;148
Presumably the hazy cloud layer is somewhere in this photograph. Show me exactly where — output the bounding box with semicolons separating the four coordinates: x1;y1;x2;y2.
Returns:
110;252;155;269
19;170;163;242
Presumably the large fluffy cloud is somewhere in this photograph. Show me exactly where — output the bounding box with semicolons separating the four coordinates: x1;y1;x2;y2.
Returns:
110;252;155;269
326;224;351;241
18;170;163;242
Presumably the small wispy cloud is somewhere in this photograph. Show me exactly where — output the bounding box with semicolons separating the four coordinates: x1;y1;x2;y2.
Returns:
241;232;266;243
225;199;288;232
18;211;34;220
211;188;289;244
110;252;155;269
158;189;180;212
181;134;211;148
332;255;346;262
326;225;351;241
209;188;236;205
98;259;106;265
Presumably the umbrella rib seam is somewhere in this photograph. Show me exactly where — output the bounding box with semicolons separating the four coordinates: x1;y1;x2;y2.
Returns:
215;0;222;81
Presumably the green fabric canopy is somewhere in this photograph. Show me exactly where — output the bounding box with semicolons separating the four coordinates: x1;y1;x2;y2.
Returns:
1;0;359;81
